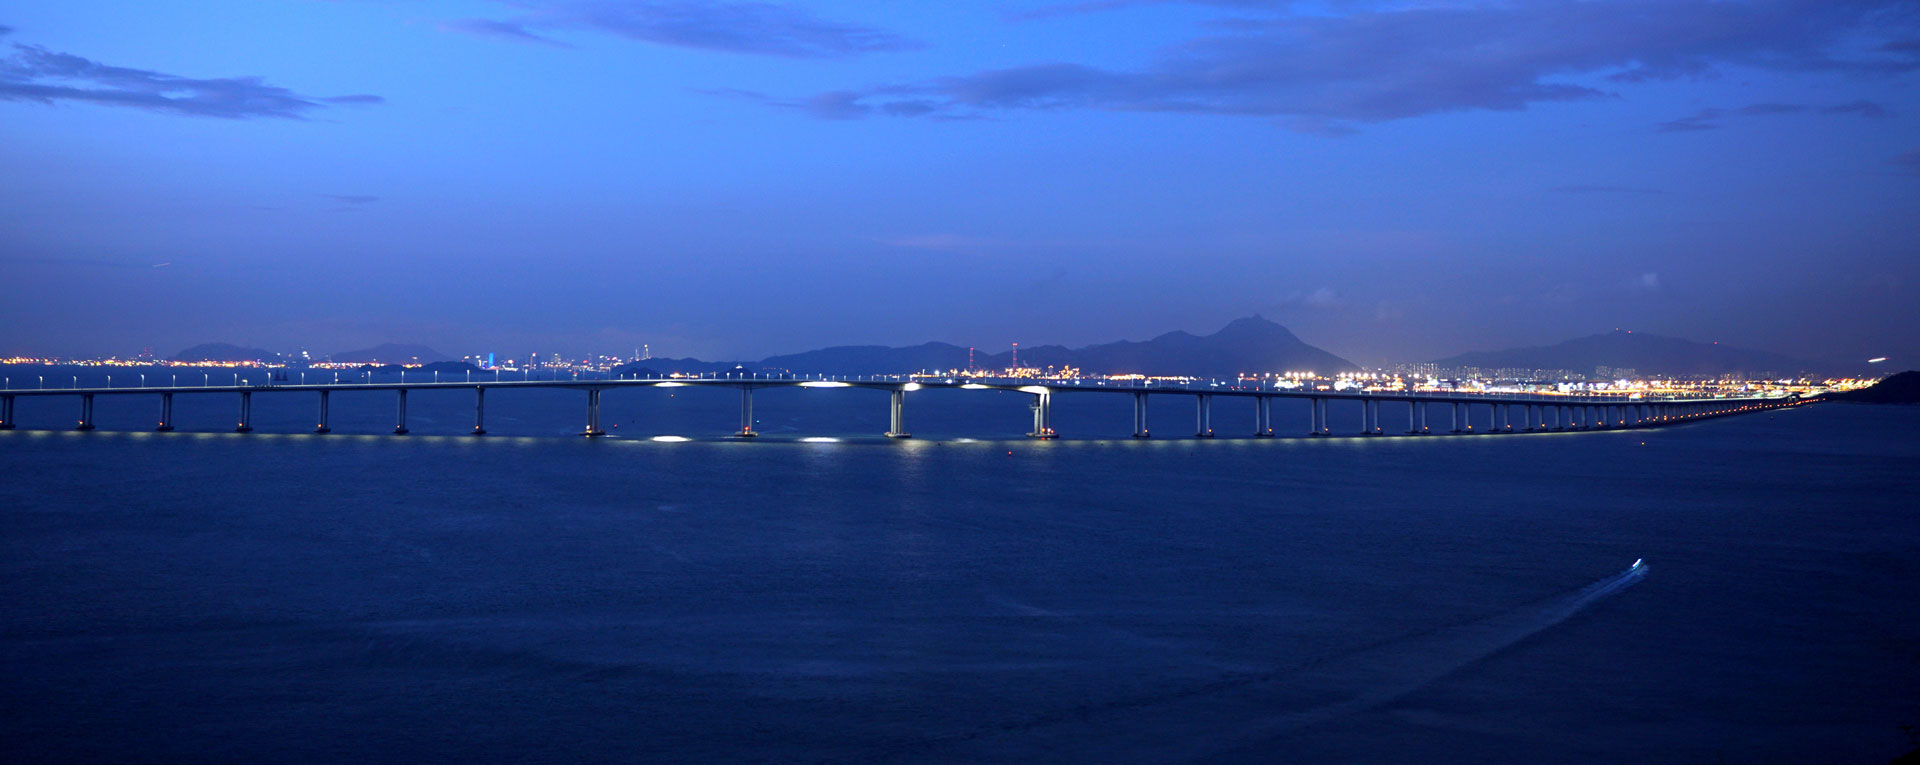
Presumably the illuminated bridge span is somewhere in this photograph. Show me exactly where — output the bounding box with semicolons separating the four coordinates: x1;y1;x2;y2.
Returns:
0;376;1811;439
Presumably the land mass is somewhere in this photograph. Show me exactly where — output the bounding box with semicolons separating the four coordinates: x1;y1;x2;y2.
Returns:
328;343;453;364
615;316;1357;378
172;343;280;363
1434;330;1817;378
1826;370;1920;404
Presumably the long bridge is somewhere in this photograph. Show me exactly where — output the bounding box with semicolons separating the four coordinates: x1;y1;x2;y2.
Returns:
0;374;1811;439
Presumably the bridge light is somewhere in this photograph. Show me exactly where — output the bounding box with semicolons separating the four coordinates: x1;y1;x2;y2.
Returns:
654;382;686;388
902;383;922;392
799;381;850;388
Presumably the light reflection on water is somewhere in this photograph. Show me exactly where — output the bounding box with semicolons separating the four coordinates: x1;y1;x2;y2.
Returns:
1;400;1916;762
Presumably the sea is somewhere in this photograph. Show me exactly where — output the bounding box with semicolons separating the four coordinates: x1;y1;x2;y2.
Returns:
3;365;1917;763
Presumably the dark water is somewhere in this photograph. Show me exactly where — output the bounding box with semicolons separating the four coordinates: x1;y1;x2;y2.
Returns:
3;368;1917;762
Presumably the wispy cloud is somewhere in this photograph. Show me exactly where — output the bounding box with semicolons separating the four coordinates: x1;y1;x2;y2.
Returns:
438;18;574;49
1552;184;1663;194
0;28;381;119
1894;147;1920;176
445;1;920;58
1657;100;1890;132
322;194;379;205
752;0;1916;132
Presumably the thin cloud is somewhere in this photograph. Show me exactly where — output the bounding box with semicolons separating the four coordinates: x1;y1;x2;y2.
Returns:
1658;99;1891;132
450;1;920;58
322;194;379;205
0;31;380;119
1894;147;1920;176
1552;184;1663;194
757;0;1917;132
439;19;575;49
1821;99;1892;118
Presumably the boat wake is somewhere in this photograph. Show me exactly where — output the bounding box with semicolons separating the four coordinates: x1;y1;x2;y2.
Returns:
1189;559;1649;757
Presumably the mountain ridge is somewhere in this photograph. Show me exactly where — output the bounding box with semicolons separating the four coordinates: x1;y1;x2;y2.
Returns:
1433;330;1818;377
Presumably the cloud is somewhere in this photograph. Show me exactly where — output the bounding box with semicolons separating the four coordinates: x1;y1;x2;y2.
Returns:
0;36;381;119
1821;99;1892;118
450;1;920;58
1894;148;1920;176
763;0;1917;130
323;194;379;205
1552;184;1663;194
439;18;574;48
1635;272;1661;291
1657;99;1891;132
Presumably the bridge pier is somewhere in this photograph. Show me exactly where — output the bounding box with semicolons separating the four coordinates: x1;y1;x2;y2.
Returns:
316;391;331;434
1132;392;1150;438
394;389;409;435
233;392;252;433
157;392;174;432
1028;389;1055;439
736;386;755;437
1255;396;1273;437
1451;401;1462;433
473;387;486;435
1406;400;1419;434
885;388;910;438
1195;394;1214;438
1307;398;1321;436
76;393;96;431
580;389;606;437
1;395;13;430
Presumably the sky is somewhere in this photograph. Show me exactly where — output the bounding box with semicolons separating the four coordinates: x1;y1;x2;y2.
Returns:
1;0;1916;365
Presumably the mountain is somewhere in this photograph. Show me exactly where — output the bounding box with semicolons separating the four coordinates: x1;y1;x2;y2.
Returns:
973;316;1357;377
172;343;279;363
328;343;452;364
1433;330;1816;378
609;357;740;376
1828;370;1920;404
612;316;1352;378
760;342;972;376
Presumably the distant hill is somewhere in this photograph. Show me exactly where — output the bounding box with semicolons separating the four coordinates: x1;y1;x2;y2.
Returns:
609;357;740;376
973;316;1357;377
761;342;972;376
173;343;279;363
1828;370;1920;404
329;343;451;364
612;316;1354;378
1433;330;1815;378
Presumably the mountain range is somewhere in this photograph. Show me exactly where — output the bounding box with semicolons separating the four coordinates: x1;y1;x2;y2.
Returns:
171;320;1847;380
1432;330;1817;377
616;316;1358;378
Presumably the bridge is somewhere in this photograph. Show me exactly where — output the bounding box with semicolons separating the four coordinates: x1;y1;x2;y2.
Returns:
0;374;1811;439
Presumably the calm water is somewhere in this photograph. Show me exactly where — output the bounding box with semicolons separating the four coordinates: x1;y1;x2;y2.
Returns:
3;367;1917;762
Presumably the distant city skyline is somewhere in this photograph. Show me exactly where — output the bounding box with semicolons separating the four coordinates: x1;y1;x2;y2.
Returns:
2;1;1916;364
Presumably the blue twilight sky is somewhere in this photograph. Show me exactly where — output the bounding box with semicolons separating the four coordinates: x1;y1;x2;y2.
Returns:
2;0;1916;365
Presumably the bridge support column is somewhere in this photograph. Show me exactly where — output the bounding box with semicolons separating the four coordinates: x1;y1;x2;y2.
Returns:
1028;390;1055;439
1407;400;1419;434
76;393;96;431
1307;398;1321;436
1255;397;1273;437
1451;401;1461;433
473;387;487;435
316;391;331;433
885;388;910;438
1195;394;1214;438
0;395;13;430
735;386;754;437
393;389;409;435
1132;392;1150;438
234;392;252;433
157;393;174;432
